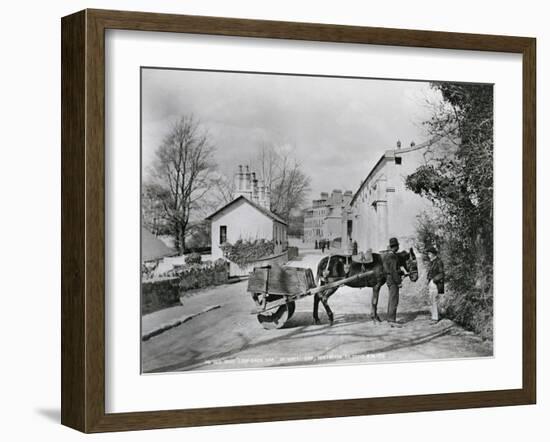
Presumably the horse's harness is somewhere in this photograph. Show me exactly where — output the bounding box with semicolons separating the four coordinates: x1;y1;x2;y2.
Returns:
321;254;364;283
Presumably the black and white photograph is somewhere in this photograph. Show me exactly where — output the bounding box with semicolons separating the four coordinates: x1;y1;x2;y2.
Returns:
140;68;494;374
1;0;545;438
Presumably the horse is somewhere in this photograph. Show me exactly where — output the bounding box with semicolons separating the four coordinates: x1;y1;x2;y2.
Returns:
313;249;419;325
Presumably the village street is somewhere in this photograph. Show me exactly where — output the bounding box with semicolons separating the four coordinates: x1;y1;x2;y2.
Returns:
141;247;492;373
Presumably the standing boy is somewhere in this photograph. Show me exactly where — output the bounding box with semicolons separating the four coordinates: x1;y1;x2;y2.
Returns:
426;246;445;323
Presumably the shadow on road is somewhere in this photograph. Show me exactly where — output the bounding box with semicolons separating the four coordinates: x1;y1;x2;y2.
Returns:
285;310;430;328
270;325;455;367
146;308;454;373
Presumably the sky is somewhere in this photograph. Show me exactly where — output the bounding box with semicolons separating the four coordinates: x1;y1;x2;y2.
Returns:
141;68;442;205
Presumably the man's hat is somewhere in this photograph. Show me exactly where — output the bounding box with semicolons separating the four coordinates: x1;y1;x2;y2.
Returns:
426;246;438;254
389;237;399;248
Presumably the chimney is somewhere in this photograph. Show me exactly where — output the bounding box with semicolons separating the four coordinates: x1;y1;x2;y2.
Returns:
265;186;271;210
245;165;251;193
397;140;402;149
258;180;266;208
234;164;244;198
238;165;244;193
343;190;353;206
252;172;259;203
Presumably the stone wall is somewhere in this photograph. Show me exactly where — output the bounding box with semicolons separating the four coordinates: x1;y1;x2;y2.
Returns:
142;277;180;315
178;261;229;291
142;260;229;314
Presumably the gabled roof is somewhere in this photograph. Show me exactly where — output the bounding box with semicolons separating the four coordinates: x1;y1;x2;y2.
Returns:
206;196;288;226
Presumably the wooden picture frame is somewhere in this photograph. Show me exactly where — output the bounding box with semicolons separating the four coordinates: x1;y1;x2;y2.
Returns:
61;8;536;433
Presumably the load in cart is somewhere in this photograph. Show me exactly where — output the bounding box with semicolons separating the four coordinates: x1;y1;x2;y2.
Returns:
247;261;375;330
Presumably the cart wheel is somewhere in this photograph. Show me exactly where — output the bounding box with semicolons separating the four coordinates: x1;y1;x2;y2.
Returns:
257;304;289;330
287;301;296;319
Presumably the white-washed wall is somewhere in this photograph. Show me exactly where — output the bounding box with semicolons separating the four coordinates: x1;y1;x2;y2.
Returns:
210;199;275;260
386;149;432;250
344;146;438;254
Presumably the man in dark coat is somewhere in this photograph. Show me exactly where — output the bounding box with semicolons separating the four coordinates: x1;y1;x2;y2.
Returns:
384;237;402;324
426;246;445;323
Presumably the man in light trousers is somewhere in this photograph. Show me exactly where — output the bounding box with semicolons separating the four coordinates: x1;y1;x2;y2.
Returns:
426;246;445;323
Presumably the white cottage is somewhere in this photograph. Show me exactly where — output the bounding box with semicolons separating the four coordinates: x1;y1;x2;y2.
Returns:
207;196;288;260
206;165;288;262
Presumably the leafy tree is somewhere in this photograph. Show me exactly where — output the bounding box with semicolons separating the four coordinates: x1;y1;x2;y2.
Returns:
142;182;171;235
406;83;494;336
288;211;305;237
185;220;211;251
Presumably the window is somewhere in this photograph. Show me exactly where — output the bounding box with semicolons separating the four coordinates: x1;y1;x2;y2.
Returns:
219;225;227;244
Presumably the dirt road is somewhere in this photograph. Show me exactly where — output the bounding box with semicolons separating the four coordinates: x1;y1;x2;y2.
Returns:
141;249;492;373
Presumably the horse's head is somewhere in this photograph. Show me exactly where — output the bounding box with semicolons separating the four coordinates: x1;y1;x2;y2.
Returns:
399;248;419;282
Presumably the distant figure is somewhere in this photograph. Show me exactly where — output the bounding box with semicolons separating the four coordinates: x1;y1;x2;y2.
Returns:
321;240;326;253
315;239;318;249
426;246;445;323
352;240;358;256
327;240;330;250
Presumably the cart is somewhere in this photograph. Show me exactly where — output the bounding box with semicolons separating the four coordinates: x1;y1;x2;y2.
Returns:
247;264;372;329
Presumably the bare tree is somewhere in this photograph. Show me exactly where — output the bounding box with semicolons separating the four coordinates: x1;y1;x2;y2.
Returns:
208;173;235;209
255;141;279;191
253;143;311;221
146;115;216;254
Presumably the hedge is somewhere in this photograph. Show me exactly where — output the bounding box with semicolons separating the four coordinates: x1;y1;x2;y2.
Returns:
220;239;275;268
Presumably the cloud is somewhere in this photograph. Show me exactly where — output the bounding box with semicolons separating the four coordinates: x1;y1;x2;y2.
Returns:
142;68;441;203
